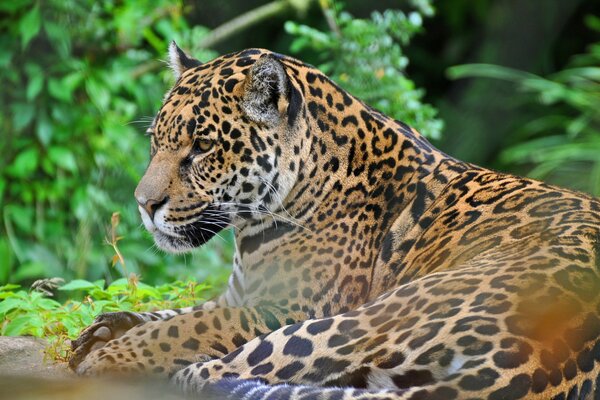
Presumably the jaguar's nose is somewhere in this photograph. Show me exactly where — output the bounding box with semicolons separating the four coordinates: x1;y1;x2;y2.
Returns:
137;195;169;221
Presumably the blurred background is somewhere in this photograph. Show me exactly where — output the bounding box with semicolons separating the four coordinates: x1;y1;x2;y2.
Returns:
1;0;599;290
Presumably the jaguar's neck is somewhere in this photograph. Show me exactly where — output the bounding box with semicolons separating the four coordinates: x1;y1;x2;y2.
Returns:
281;70;466;234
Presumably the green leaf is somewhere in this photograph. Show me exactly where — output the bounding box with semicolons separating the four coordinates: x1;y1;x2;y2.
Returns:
0;284;20;292
7;148;38;178
11;103;35;131
447;63;537;82
0;297;23;315
0;178;6;205
12;261;45;281
93;279;106;288
26;71;44;100
0;0;32;13
0;46;13;68
61;316;83;337
134;283;162;299
4;205;33;233
36;298;61;310
36;113;53;146
19;4;41;49
44;20;71;58
48;78;73;102
86;78;111;111
585;14;600;33
108;278;129;288
62;71;84;93
3;315;32;336
0;238;13;284
59;279;99;291
48;147;77;172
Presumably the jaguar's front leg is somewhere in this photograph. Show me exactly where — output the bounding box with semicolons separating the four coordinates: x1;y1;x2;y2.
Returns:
73;305;304;377
69;300;222;371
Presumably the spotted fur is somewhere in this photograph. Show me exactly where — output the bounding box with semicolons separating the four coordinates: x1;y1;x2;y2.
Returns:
70;43;600;399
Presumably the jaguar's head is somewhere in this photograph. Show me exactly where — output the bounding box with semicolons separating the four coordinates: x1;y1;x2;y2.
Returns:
135;43;306;253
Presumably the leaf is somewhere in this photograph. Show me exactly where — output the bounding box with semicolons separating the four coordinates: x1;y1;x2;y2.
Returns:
7;148;38;178
3;315;32;336
447;63;537;82
4;205;33;234
0;284;20;292
48;78;73;102
26;71;44;100
61;316;83;337
36;113;53;146
108;278;129;288
0;0;32;13
44;20;71;58
19;4;41;49
0;46;13;68
12;261;45;281
0;239;12;284
36;298;61;310
61;71;84;93
58;279;98;291
0;178;5;205
93;279;106;288
48;147;77;172
134;282;162;299
11;103;35;131
0;297;23;315
86;77;111;111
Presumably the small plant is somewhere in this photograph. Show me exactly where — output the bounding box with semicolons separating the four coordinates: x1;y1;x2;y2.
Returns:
106;211;127;274
0;277;214;361
0;209;219;361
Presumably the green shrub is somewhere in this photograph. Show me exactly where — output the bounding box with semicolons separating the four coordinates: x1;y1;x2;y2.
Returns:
0;277;216;360
1;0;442;289
285;0;442;139
448;15;600;195
0;0;229;286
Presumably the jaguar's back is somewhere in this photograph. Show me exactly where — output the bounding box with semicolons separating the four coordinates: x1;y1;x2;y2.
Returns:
70;44;600;400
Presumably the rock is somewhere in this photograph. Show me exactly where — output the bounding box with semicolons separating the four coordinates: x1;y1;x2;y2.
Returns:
0;336;188;400
0;375;189;400
0;336;70;378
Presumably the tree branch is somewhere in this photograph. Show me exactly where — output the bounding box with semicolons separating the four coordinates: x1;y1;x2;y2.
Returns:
131;0;313;79
319;0;341;37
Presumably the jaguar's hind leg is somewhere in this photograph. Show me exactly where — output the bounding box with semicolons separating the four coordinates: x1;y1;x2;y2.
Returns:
173;265;600;400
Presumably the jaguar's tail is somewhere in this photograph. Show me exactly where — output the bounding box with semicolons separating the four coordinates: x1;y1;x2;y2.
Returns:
199;378;450;400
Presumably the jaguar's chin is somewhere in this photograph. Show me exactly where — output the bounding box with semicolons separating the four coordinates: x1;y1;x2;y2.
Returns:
153;231;197;254
154;205;230;254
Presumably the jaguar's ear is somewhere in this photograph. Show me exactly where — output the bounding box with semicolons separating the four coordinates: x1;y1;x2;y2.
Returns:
242;54;300;127
168;41;202;79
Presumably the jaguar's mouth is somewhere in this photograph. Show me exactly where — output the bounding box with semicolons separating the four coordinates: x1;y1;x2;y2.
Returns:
152;205;230;253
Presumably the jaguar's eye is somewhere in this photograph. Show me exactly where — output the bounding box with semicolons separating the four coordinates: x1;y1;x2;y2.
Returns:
192;138;214;154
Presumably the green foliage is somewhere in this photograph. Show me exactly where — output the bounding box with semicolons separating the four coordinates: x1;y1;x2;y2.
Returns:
0;0;229;286
285;0;443;139
0;0;443;291
0;277;214;360
448;16;600;195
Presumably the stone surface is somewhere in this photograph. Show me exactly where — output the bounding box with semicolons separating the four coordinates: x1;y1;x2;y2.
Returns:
0;336;187;400
0;336;70;378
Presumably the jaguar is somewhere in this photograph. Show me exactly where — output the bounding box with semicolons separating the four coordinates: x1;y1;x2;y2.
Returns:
70;42;600;399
